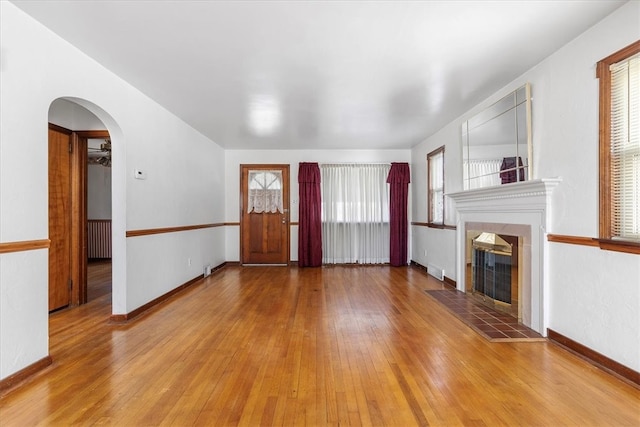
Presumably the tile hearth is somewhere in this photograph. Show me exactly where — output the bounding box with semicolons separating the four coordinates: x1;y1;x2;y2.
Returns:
425;287;545;342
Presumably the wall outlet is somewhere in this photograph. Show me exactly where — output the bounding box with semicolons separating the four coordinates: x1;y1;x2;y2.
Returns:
204;264;212;277
187;258;192;267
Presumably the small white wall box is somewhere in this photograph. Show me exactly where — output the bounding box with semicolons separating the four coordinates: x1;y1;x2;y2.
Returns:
134;169;147;180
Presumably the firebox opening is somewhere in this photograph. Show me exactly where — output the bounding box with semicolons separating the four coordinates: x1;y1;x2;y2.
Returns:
466;231;520;320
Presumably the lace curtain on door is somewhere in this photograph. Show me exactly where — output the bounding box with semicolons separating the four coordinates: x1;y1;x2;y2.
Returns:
247;170;284;213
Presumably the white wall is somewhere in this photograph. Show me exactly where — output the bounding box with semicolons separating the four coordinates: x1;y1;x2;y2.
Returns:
224;149;411;262
526;1;639;372
49;98;106;131
411;1;640;371
87;164;112;220
410;119;461;279
0;2;225;380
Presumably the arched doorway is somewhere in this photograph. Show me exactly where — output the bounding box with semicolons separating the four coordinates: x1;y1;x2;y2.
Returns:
47;97;125;316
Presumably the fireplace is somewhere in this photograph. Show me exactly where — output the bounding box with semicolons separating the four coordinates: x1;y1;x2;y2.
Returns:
449;179;560;335
467;231;520;319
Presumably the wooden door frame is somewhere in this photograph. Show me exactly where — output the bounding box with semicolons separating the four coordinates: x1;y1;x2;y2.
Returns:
239;164;290;265
74;130;109;305
70;131;87;305
49;124;109;307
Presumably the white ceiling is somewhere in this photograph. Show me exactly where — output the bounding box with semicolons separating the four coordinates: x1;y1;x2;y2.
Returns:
11;0;626;150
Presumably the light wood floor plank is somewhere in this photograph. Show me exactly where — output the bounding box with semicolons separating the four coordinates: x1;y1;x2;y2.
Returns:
1;265;638;426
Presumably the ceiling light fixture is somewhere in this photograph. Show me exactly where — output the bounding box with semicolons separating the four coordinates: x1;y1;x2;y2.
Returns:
248;95;281;136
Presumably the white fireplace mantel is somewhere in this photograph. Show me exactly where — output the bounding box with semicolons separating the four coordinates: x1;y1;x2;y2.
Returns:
448;178;561;335
448;178;562;213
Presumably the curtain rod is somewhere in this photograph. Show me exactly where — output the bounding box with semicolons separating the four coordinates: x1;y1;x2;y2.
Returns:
318;162;392;166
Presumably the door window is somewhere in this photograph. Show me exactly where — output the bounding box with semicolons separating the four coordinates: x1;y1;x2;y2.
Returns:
247;170;283;213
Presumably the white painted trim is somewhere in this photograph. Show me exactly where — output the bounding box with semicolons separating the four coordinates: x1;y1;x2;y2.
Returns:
448;178;561;209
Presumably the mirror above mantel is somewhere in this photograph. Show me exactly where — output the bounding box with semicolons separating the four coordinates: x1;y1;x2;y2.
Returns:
462;83;532;190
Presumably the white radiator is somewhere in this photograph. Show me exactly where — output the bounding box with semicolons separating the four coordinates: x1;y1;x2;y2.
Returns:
427;263;445;281
88;219;112;259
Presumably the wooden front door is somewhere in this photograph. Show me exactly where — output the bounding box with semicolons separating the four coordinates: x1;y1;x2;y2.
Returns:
240;164;290;265
49;125;73;311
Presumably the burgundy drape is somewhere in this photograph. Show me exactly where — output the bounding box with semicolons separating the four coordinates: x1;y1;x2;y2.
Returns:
298;162;323;267
499;156;525;184
387;163;410;266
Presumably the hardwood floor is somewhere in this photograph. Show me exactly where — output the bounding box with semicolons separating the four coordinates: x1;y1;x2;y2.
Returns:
87;260;112;302
0;265;638;426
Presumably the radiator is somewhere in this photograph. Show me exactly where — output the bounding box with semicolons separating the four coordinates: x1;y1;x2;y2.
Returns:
88;219;112;259
427;263;445;281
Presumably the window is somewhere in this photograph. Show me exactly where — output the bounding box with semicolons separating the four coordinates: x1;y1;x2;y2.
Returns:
247;170;283;213
428;146;445;225
597;41;640;254
320;164;390;264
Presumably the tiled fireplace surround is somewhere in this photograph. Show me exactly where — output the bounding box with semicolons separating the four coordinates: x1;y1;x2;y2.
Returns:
449;179;561;336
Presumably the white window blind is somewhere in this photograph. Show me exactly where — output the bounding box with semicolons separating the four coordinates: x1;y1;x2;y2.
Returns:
610;53;640;240
428;150;444;224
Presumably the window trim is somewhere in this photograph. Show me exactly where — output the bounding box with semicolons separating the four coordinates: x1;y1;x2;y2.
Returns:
427;146;445;226
597;40;640;255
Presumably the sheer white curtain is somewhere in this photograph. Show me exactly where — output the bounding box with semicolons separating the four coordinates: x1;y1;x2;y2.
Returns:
464;159;502;189
321;164;390;264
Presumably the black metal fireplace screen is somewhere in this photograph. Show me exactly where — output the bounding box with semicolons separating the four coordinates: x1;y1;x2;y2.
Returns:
472;233;512;304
